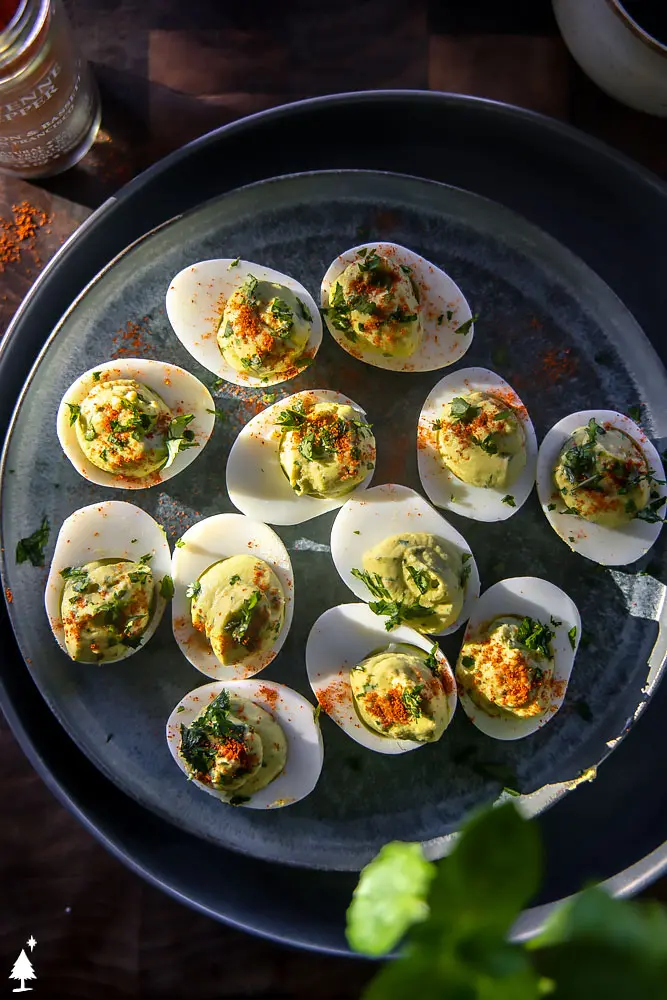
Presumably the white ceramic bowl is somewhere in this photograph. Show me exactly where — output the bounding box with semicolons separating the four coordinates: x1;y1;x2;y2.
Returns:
553;0;667;117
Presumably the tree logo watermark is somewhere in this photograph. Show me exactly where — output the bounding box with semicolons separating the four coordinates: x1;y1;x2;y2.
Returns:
8;937;36;992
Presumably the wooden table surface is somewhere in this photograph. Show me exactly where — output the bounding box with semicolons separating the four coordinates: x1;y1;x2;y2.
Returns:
1;1;666;997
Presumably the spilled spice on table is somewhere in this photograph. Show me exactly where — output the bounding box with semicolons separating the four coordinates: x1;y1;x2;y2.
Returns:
0;201;52;272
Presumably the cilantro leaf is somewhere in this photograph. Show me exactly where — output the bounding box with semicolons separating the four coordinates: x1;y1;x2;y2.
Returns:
228;256;240;268
296;297;313;322
65;402;81;426
454;314;477;335
16;516;50;566
407;565;435;595
568;625;577;650
224;590;260;645
515;616;554;658
369;598;436;631
424;644;439;675
351;567;391;600
346;842;435;956
449;397;480;423
160;575;174;600
186;580;202;599
163;413;199;469
241;274;259;304
275;407;306;430
501;494;516;507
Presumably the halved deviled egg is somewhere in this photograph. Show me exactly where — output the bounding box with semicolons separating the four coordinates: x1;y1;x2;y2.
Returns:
166;258;322;387
57;359;214;489
305;602;457;754
320;242;474;372
166;679;323;808
331;483;479;636
417;367;537;521
537;409;666;566
44;501;171;663
456;577;580;740
226;388;376;525
171;513;294;680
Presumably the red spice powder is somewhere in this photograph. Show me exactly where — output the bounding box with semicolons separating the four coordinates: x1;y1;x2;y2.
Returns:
110;318;156;359
258;685;279;709
0;201;52;273
317;680;348;715
539;347;577;384
363;688;412;728
4;587;13;603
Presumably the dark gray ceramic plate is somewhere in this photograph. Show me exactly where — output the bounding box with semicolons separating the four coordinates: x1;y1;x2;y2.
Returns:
3;170;667;871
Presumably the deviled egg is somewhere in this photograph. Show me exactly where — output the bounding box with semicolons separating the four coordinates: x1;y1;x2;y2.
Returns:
331;484;479;635
166;679;323;808
44;501;171;663
456;577;580;740
166;259;322;387
305;602;457;754
226;389;376;525
171;513;294;680
321;242;474;372
57;359;215;489
537;409;667;566
417;367;537;521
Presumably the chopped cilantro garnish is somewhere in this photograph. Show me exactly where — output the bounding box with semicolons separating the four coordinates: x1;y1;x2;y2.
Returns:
186;580;202;599
501;494;516;507
241;274;259;304
460;655;475;668
160;575;175;600
224;590;260;645
568;625;577;649
407;565;435;594
65;402;80;426
449;397;480;423
163;413;198;469
515;617;554;658
228;256;240;268
455;314;477;336
16;517;49;566
296;297;313;322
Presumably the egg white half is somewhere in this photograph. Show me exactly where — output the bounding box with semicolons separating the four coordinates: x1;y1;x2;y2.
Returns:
57;359;215;490
536;409;666;566
457;576;581;741
165;258;322;387
320;242;473;373
166;678;324;809
226;388;375;525
305;602;457;755
171;513;294;680
417;367;537;521
330;483;480;636
44;501;171;663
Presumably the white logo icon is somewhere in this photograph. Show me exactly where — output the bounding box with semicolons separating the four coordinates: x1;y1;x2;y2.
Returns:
8;938;37;992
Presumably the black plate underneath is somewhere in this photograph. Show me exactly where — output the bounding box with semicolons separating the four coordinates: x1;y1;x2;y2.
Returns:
2;92;667;953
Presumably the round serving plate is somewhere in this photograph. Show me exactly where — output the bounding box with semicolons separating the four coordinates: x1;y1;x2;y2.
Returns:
1;93;667;952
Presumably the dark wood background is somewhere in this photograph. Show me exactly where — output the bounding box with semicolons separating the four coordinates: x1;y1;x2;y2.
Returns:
1;1;666;996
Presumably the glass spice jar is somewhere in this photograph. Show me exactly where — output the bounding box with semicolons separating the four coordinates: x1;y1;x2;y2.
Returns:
0;0;101;178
